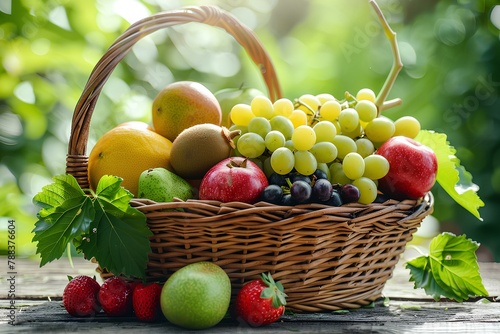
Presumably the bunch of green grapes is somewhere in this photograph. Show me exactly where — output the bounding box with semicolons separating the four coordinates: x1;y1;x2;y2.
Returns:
229;88;421;205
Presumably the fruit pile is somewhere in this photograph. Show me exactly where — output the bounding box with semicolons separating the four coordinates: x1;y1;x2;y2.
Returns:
87;81;437;208
63;263;286;329
228;90;437;205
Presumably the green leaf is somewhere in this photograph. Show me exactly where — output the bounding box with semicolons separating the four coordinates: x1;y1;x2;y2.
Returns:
406;255;450;301
78;176;152;279
32;175;94;266
406;233;488;302
33;174;86;213
32;174;152;279
95;175;135;213
415;130;484;220
428;233;488;301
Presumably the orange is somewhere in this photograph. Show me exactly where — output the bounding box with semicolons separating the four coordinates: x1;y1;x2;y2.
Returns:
88;122;173;196
152;81;222;142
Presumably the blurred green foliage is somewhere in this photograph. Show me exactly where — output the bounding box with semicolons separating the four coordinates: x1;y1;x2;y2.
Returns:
1;0;499;259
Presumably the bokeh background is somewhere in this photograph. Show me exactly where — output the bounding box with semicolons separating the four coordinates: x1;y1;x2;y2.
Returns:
1;0;499;260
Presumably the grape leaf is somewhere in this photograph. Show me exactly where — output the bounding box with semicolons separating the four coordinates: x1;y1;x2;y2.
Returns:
415;130;484;220
406;256;449;300
32;175;94;266
406;233;488;301
32;174;152;278
78;176;152;279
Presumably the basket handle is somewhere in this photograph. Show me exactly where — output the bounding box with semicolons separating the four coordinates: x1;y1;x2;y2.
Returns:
66;5;282;188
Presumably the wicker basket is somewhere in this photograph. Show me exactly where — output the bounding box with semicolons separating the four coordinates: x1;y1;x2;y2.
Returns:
66;5;433;312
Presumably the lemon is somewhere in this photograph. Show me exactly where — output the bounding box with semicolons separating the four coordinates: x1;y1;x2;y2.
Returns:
88;122;173;196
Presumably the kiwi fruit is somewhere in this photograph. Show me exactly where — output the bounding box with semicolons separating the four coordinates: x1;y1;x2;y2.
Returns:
169;124;240;180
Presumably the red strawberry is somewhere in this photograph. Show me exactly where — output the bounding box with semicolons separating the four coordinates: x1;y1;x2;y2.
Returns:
235;272;287;327
132;282;163;322
98;276;133;316
63;275;101;317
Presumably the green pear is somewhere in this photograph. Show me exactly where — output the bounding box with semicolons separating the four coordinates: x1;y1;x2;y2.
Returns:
138;167;192;202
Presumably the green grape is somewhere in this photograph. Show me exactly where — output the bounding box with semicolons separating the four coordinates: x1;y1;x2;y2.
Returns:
265;130;286;152
394;116;421;139
317;162;331;180
297;94;320;116
332;120;341;134
355;138;375;157
363;154;389;180
355;100;378;123
270;147;295;175
230;104;255;126
313;120;337;143
338;108;360;133
364;117;395;143
329;161;343;175
342;123;363;139
352;177;378;204
289;109;308;128
331;135;357;159
292;125;316;151
319;100;342;122
356;88;376;102
294;150;317;176
284;139;295;151
270;115;295;139
263;156;274;178
248;116;272;138
316;93;336;104
273;98;294;117
237;132;266;158
229;124;248;135
229;124;247;146
309;141;338;163
342;152;365;180
330;166;351;185
251;95;274;119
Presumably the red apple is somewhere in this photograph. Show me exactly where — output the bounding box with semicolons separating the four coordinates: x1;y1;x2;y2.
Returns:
377;136;437;200
199;157;268;204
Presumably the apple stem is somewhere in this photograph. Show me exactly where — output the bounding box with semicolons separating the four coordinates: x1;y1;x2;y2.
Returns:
370;0;403;115
226;158;247;168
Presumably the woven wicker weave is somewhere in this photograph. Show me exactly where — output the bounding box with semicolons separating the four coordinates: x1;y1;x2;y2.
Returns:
66;5;433;312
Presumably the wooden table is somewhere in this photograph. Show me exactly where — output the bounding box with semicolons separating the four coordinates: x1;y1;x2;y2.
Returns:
1;257;499;333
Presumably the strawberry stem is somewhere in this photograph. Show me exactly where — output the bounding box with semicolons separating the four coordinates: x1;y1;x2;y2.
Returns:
260;272;287;308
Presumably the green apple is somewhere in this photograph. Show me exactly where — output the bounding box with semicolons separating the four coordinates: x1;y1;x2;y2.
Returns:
160;262;231;329
214;87;265;128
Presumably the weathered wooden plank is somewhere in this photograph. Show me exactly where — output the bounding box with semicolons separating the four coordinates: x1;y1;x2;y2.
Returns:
2;299;499;333
2;257;499;333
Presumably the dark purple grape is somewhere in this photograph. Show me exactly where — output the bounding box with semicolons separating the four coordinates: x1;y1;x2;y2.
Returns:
340;184;360;203
290;173;311;184
312;179;333;202
281;193;296;206
313;169;328;180
268;172;289;187
374;193;389;203
326;190;342;206
261;185;283;204
290;180;312;203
